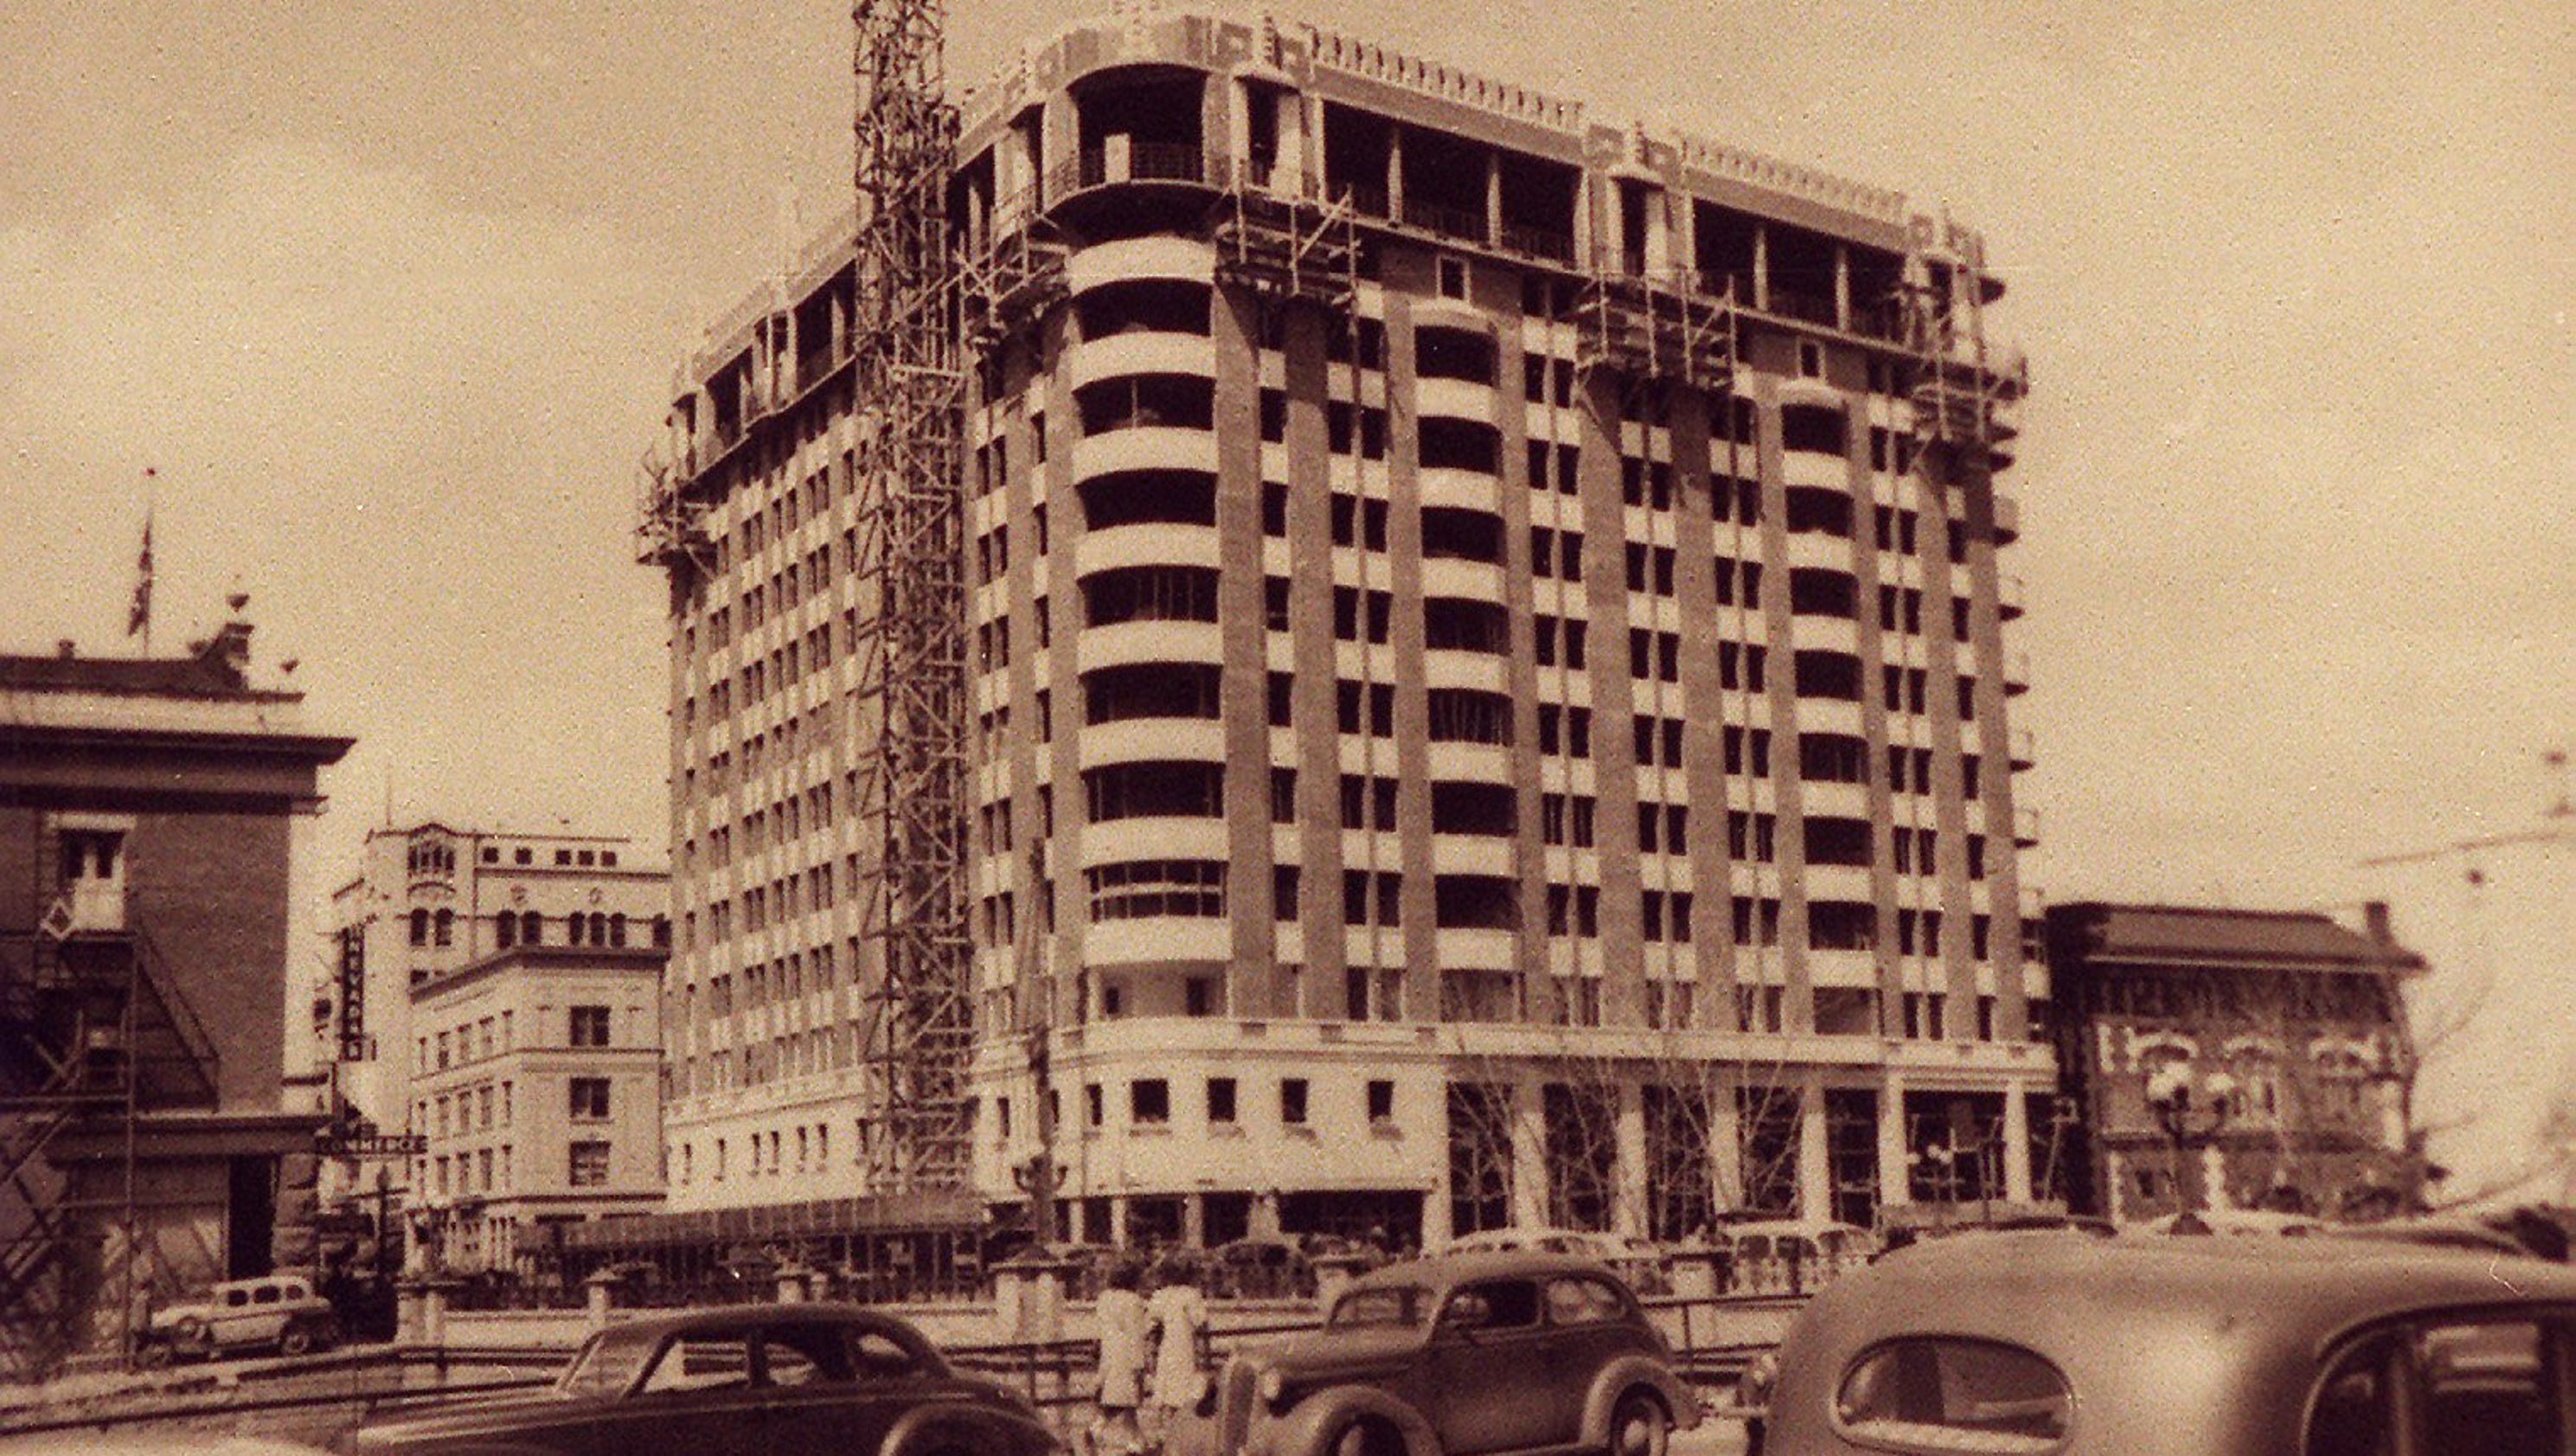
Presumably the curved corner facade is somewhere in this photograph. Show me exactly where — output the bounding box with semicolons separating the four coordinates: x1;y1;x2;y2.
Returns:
650;10;2053;1248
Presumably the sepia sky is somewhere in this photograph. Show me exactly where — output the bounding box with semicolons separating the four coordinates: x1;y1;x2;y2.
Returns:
3;0;2569;1197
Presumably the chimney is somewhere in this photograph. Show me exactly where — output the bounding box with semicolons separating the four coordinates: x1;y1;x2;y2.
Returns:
2363;900;2393;945
55;639;76;659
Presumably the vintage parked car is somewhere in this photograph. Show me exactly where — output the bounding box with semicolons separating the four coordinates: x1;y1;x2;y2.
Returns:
1167;1249;1700;1456
1707;1219;1873;1294
1438;1228;1671;1296
136;1273;340;1364
1749;1228;2576;1455
339;1304;1058;1456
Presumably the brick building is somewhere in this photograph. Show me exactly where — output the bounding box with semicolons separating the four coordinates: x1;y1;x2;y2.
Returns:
0;614;351;1374
2042;901;2424;1222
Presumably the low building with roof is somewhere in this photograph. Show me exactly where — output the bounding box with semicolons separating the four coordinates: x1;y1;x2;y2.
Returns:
2041;901;2425;1222
0;609;353;1376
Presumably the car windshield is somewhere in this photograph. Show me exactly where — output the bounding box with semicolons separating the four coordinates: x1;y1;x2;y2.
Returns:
557;1326;660;1397
1329;1286;1426;1329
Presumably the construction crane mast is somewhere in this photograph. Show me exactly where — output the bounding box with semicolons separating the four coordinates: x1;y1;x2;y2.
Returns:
849;0;973;1193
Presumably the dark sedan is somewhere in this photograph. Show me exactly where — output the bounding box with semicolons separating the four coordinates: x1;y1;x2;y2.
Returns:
341;1304;1058;1456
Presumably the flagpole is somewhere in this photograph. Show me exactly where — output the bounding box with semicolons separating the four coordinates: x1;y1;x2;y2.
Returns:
131;468;157;657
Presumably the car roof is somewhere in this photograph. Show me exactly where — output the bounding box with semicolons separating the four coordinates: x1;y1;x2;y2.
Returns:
1346;1248;1627;1294
1773;1232;2576;1452
1717;1218;1868;1238
586;1301;924;1341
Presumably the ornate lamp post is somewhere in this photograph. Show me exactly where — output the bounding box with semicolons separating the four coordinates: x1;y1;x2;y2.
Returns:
2145;1061;2237;1219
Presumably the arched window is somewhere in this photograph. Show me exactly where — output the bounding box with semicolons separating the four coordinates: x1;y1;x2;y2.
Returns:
409;908;430;946
433;908;454;946
520;911;542;946
590;913;610;945
495;913;517;949
609;913;628;947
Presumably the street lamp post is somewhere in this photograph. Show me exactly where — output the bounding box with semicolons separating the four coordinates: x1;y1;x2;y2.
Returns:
2145;1062;2237;1220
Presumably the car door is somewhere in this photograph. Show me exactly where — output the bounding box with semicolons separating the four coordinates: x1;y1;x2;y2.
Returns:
1429;1279;1558;1454
208;1286;255;1350
754;1320;903;1455
591;1325;766;1456
1541;1271;1644;1435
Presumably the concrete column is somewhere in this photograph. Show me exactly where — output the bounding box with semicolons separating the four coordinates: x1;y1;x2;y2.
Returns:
1227;79;1252;173
775;1263;811;1305
395;1278;429;1344
1293;93;1318;196
2202;1144;2232;1211
1182;1193;1206;1248
1109;1195;1131;1248
1833;244;1852;331
1708;1085;1745;1212
1420;1172;1454;1252
1796;1074;1830;1221
2002;1087;2035;1203
1509;1079;1551;1228
1752;224;1771;311
1483;151;1503;247
2104;1147;2129;1223
1643;188;1670;275
583;1269;620;1332
1387;125;1405;220
1876;1073;1911;1215
1613;1081;1650;1238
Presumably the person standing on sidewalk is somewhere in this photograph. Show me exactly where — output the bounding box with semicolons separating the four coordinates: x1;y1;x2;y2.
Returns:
1145;1256;1211;1447
1093;1260;1153;1456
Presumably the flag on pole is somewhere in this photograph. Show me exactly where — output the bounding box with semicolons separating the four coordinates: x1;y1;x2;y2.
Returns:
128;479;155;639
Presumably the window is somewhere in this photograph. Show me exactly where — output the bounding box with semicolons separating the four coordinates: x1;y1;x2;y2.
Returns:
1444;1280;1541;1331
568;1140;612;1187
1366;1080;1394;1124
1436;254;1469;299
569;1005;612;1047
2307;1318;2566;1456
1834;1340;2070;1451
1131;1079;1170;1126
1281;1078;1310;1126
1208;1077;1238;1125
569;1077;611;1121
641;1331;752;1393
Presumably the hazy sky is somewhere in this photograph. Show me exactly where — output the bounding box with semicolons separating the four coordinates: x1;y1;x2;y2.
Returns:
4;0;2569;1196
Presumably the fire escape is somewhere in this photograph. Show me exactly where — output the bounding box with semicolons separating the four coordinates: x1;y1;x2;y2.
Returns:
1;827;221;1381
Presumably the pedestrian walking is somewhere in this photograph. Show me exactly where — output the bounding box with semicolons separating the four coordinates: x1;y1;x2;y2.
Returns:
1145;1256;1210;1446
1092;1260;1152;1456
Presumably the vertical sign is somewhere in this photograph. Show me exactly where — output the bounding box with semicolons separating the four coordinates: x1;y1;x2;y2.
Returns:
337;926;368;1061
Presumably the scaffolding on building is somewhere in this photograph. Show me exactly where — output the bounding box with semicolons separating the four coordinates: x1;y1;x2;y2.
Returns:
847;0;974;1196
1;837;222;1381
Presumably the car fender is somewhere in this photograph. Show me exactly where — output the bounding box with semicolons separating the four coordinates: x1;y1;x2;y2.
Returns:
880;1398;1056;1456
1578;1355;1701;1443
1270;1383;1442;1456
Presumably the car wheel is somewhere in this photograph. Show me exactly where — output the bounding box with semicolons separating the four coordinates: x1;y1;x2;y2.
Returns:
278;1319;316;1357
1331;1418;1401;1456
134;1339;172;1370
1605;1391;1669;1456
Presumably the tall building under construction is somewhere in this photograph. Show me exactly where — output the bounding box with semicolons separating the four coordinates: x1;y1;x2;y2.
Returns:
636;9;2054;1258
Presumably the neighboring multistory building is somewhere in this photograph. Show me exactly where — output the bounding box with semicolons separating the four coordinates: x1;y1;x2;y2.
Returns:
406;940;666;1273
638;10;2047;1255
0;613;351;1376
2042;901;2424;1223
322;824;670;1182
